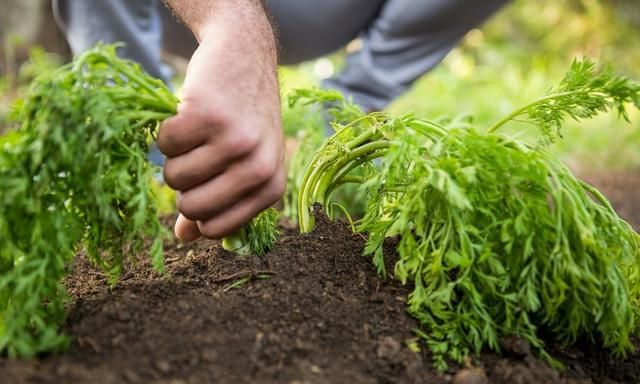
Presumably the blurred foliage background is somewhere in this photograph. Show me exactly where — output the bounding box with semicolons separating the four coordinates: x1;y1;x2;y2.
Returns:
1;0;639;171
281;0;640;172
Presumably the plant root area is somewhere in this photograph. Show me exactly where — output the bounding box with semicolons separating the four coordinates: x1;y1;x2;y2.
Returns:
1;172;640;384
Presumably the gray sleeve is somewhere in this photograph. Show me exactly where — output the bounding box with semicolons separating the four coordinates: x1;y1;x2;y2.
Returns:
53;0;509;111
52;0;172;83
323;0;510;111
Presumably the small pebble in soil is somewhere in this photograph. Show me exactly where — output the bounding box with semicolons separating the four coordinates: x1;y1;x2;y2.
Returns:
376;336;401;359
154;359;172;375
55;364;69;377
111;333;126;347
123;368;142;382
499;336;531;358
561;347;585;360
452;368;489;384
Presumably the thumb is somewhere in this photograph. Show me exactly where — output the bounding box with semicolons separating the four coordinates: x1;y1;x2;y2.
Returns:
175;213;201;243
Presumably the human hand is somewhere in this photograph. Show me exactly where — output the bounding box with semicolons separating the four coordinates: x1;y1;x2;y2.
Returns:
157;2;285;242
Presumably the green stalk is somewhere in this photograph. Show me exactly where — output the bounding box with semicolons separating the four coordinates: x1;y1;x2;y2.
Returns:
222;230;251;255
297;113;448;233
315;141;389;206
487;90;580;133
298;136;387;232
221;208;279;256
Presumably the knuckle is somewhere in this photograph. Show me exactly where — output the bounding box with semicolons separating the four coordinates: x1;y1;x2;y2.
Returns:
250;160;276;184
227;131;259;158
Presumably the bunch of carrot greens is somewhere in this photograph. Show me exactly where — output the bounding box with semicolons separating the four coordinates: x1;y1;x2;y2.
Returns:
0;44;277;357
294;59;640;370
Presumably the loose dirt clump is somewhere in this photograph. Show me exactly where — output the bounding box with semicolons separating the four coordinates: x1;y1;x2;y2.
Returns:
1;173;639;384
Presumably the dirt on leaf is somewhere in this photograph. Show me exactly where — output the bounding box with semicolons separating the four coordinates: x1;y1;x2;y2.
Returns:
1;171;639;384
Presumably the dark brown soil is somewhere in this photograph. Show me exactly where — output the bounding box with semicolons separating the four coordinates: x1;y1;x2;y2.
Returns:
1;172;639;384
582;171;640;231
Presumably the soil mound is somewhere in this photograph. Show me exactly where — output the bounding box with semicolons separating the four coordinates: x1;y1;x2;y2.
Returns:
1;172;640;383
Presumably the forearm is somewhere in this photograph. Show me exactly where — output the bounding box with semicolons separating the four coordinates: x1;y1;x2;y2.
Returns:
162;0;278;89
162;0;273;44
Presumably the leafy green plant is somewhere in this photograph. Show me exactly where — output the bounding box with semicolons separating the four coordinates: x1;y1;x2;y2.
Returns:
222;208;279;256
1;48;63;135
0;44;277;357
297;59;640;370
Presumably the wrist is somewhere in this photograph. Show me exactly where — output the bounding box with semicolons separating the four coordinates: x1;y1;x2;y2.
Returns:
198;1;277;68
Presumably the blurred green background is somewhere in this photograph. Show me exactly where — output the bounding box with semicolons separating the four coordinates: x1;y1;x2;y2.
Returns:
280;0;640;172
2;0;639;172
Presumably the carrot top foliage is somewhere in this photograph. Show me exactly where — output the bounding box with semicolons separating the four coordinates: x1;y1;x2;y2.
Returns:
0;44;277;358
295;59;640;370
0;45;174;357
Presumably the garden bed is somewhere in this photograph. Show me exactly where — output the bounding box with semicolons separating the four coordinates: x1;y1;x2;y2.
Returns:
1;171;639;384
